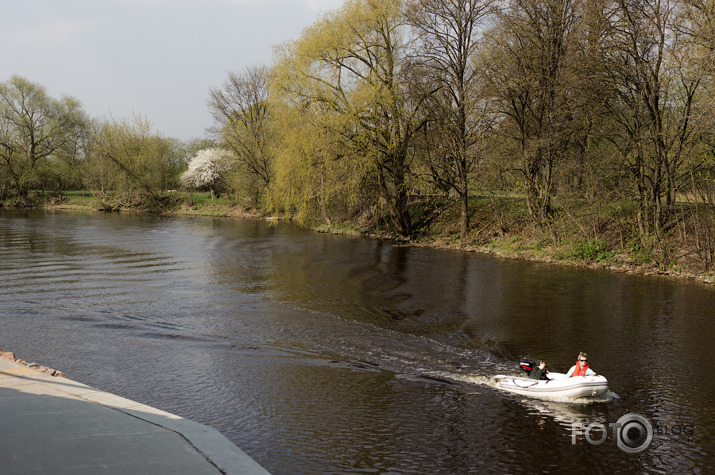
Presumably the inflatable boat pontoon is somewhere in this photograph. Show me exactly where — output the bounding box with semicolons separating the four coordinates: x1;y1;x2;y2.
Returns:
495;372;609;399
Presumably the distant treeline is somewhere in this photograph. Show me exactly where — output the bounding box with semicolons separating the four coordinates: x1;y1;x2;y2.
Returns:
2;1;714;270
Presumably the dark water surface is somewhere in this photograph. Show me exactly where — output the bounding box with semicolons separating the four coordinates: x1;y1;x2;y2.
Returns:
0;209;713;473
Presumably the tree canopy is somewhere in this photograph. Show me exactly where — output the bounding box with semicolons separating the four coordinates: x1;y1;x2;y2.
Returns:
0;76;87;199
2;0;715;271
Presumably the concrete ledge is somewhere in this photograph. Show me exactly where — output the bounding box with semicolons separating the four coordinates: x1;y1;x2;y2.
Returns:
0;357;269;474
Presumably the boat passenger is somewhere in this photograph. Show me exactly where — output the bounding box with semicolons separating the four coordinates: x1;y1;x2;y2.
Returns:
566;352;596;377
529;360;549;380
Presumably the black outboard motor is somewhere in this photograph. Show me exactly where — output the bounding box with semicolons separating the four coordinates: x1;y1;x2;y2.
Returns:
519;359;536;375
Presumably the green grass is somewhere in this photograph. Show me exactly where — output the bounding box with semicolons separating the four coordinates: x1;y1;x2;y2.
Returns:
178;192;233;208
568;239;615;263
315;223;366;236
57;190;98;207
43;190;244;216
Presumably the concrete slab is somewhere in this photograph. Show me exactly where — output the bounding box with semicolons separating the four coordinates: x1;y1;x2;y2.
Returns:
0;357;269;474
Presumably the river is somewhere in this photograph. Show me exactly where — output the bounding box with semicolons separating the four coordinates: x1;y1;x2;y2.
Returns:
0;209;712;473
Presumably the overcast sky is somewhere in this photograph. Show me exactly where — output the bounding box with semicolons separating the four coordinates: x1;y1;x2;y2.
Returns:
1;0;345;140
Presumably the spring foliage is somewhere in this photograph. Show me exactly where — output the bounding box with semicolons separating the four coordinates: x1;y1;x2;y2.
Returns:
87;116;183;202
0;76;87;198
2;0;715;271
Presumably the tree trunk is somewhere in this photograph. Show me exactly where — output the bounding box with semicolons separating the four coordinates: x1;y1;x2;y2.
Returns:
460;175;469;239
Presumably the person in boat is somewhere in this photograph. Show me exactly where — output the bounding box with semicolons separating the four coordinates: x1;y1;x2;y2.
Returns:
566;352;596;377
529;360;549;380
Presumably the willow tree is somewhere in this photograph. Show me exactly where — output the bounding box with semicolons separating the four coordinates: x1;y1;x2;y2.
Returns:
273;0;430;236
270;100;373;224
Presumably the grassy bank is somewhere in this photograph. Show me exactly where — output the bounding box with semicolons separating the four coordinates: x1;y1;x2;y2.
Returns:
50;190;264;219
8;190;713;284
317;195;715;285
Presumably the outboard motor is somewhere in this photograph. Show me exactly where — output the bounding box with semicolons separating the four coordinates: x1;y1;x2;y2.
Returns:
519;359;536;375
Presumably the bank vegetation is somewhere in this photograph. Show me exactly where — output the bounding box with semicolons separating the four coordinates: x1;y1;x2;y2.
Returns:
2;0;714;282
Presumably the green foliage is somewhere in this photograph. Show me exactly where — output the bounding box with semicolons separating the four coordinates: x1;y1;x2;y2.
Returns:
269;102;374;226
629;239;652;264
0;75;89;197
569;239;614;263
84;116;184;210
534;237;551;252
272;0;422;236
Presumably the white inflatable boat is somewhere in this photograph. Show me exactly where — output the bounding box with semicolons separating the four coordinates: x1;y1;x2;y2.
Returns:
495;372;609;399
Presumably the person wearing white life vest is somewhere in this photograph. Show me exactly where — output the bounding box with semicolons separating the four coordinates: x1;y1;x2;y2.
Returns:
566;352;596;377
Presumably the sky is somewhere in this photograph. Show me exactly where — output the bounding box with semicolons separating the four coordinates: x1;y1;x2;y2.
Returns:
1;0;345;141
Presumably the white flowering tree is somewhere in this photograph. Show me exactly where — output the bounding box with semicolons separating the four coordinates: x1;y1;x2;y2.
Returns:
181;148;233;198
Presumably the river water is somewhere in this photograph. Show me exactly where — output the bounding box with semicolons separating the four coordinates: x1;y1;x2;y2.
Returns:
0;209;712;473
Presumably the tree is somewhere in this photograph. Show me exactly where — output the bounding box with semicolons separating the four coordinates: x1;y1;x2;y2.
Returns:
270;99;374;224
600;0;708;238
209;65;274;204
181;148;234;197
680;0;715;58
485;0;579;223
86;116;182;208
559;0;618;203
409;0;494;237
274;0;432;237
0;76;87;198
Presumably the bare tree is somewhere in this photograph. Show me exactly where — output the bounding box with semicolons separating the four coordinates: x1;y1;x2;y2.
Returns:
485;0;579;223
209;65;274;193
680;0;715;58
409;0;495;238
600;0;707;238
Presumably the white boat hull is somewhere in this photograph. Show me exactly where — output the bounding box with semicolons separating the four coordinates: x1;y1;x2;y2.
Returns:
495;372;609;399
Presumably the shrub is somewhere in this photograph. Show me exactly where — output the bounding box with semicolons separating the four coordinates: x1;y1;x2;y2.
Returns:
569;239;614;262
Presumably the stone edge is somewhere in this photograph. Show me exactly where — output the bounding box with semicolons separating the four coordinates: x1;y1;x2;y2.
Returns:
0;356;269;475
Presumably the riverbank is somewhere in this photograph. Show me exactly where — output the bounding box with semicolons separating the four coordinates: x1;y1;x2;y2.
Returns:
9;190;714;285
322;226;714;285
315;197;715;285
0;348;67;378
